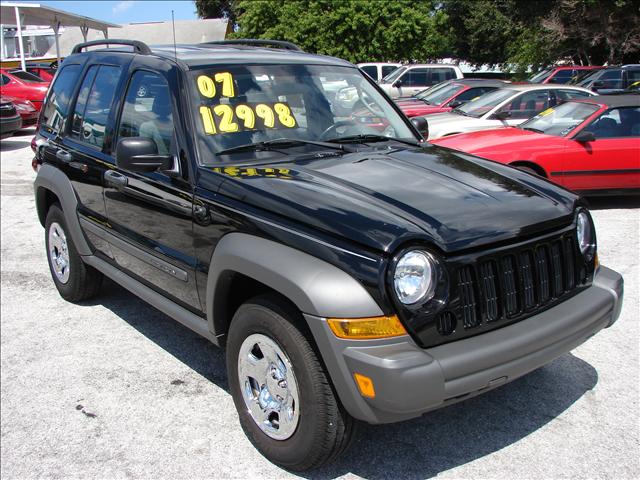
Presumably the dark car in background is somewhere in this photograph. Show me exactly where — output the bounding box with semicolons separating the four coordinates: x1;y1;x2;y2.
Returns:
0;98;22;139
576;64;640;94
395;79;509;118
3;96;38;127
529;65;603;84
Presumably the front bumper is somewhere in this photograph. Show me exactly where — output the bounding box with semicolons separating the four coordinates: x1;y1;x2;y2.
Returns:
306;266;623;424
0;115;22;138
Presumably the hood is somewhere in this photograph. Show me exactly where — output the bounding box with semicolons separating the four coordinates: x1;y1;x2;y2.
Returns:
431;127;565;156
397;99;449;117
206;145;577;255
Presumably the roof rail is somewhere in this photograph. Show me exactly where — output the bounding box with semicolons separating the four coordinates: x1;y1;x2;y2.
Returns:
71;39;152;55
201;39;302;52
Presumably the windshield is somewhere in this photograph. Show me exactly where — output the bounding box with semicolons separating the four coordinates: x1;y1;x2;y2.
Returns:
191;64;416;163
381;66;406;84
416;83;465;105
9;69;46;83
528;68;553;83
519;101;600;136
456;88;515;118
576;69;603;86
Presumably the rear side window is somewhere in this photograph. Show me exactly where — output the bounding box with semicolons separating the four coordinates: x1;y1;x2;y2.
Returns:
0;74;9;86
360;65;377;80
70;65;121;149
627;69;640;83
41;64;82;134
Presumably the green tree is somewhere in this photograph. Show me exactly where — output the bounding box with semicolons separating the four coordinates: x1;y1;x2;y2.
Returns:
194;0;240;26
227;0;452;63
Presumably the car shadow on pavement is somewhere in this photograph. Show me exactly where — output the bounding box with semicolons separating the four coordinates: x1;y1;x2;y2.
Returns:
585;195;640;210
84;279;598;480
0;140;31;152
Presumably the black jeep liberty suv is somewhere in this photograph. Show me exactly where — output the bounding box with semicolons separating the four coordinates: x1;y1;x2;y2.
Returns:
33;39;624;471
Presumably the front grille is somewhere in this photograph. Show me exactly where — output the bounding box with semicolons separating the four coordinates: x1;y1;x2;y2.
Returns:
453;232;584;334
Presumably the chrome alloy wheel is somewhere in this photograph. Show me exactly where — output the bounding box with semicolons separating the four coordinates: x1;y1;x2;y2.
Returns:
237;333;300;440
48;222;70;284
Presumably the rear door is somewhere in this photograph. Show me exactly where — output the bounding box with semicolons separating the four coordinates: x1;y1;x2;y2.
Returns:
562;107;640;191
101;60;200;311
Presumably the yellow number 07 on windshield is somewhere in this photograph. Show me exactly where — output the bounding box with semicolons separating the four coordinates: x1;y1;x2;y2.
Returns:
197;72;235;99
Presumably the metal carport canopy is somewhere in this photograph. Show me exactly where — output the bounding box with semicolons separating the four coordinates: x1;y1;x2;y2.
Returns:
0;2;120;70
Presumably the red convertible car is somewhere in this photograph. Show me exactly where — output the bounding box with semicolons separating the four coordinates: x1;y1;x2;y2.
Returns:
395;79;508;118
0;68;50;111
431;95;640;195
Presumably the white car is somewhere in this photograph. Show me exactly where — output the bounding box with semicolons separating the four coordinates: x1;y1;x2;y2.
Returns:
424;84;595;140
378;64;464;98
357;62;401;82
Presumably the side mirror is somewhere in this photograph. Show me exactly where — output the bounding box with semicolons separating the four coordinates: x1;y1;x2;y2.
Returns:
116;137;173;173
393;79;402;88
410;116;429;137
493;110;512;120
591;80;605;89
573;130;595;143
448;100;463;109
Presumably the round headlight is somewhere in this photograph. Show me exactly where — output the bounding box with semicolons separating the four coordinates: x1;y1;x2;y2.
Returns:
576;211;595;258
393;250;438;305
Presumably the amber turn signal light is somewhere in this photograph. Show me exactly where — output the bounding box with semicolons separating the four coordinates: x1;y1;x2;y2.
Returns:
327;315;407;340
353;373;376;398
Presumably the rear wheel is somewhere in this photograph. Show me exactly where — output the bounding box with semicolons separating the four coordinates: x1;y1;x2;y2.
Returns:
45;203;103;302
226;295;355;471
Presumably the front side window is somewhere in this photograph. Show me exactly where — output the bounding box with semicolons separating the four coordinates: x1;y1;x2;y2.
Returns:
627;69;640;83
454;86;497;103
381;66;405;83
41;64;82;135
548;70;575;84
584;107;640;138
455;88;515;118
118;71;174;155
529;68;553;83
190;64;415;163
556;89;592;101
381;65;397;77
595;69;623;89
430;68;456;84
498;90;551;119
0;74;10;86
417;83;465;105
519;101;600;137
70;65;121;149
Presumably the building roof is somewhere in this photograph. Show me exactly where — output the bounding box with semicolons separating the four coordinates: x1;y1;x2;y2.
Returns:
0;2;120;32
46;19;229;58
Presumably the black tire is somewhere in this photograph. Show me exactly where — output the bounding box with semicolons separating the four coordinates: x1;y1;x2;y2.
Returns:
45;203;103;302
226;294;355;471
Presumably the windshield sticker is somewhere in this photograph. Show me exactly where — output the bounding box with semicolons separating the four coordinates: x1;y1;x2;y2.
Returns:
538;108;554;117
196;72;297;135
211;166;293;179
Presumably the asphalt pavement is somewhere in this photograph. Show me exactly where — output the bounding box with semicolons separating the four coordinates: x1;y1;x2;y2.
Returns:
1;130;638;479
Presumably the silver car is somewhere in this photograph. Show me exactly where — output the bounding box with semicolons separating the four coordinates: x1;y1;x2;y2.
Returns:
424;84;595;140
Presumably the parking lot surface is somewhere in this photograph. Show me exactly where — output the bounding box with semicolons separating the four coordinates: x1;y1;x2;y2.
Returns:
1;130;639;479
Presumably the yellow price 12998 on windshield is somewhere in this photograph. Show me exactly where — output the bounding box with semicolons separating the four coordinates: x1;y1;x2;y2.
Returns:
199;102;297;135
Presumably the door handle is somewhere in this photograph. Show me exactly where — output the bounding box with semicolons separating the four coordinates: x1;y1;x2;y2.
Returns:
104;170;128;188
56;149;72;163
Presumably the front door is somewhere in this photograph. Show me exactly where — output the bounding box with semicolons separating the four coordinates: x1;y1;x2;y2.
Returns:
102;65;201;311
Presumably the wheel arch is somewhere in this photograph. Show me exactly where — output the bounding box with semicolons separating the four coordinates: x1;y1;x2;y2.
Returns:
206;232;383;342
34;164;92;256
509;160;548;177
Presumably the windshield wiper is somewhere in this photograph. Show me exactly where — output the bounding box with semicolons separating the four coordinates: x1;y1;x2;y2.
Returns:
328;134;420;147
451;109;470;116
521;127;544;133
216;138;344;156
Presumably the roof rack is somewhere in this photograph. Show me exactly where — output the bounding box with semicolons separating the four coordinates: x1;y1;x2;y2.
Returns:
72;39;152;55
200;39;302;52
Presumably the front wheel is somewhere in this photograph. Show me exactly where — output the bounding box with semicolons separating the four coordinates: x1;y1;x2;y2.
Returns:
226;295;355;471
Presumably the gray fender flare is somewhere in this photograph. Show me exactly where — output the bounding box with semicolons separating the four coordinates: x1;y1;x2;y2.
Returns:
206;232;383;336
34;164;92;256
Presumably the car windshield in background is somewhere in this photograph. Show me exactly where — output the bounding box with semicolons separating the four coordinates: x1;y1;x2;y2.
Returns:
9;70;46;83
519;101;600;137
381;66;406;83
190;64;416;163
416;83;465;105
576;69;603;86
529;69;553;83
455;88;515;118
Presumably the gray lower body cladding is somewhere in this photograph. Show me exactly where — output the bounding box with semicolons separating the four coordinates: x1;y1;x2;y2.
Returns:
306;265;623;424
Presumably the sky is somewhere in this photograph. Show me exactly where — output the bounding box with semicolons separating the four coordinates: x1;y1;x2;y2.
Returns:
32;1;198;24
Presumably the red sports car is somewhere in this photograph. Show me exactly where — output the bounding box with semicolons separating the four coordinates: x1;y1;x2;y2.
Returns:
0;68;50;111
431;95;640;195
395;79;509;118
